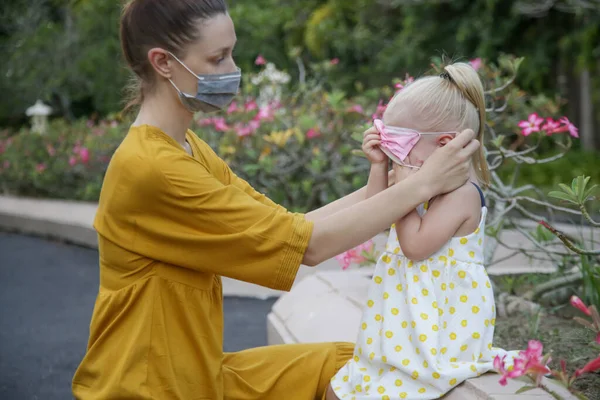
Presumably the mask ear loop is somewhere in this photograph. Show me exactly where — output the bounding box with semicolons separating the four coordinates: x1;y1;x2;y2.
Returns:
168;51;202;80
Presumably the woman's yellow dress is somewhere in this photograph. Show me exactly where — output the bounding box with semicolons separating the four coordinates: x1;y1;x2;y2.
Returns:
72;125;353;399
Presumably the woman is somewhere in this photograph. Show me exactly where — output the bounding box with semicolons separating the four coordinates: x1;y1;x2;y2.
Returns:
72;1;480;399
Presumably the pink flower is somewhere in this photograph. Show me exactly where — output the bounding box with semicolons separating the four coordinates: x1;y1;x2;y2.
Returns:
335;251;354;270
213;117;230;132
255;55;266;66
79;147;90;164
227;101;239;114
395;75;414;91
542;118;561;135
234;120;260;137
494;355;509;386
570;295;591;316
335;240;374;269
36;163;46;173
2;160;10;169
330;58;340;65
69;156;77;167
559;117;579;138
86;119;95;128
372;100;387;120
245;100;258;112
495;341;551;387
92;127;105;136
198;117;214;126
46;144;56;156
356;240;374;254
469;58;483;71
255;105;275;122
518;113;544;136
110;120;118;128
347;104;364;114
518;340;551;380
576;355;600;377
306;128;320;139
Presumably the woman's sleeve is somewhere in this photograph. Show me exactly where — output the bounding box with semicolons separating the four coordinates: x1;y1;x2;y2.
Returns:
130;154;313;291
226;167;287;213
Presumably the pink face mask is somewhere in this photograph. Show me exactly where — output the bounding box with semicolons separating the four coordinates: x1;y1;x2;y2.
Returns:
373;119;456;169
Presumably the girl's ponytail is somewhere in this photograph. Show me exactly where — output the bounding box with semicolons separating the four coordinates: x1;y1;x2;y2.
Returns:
443;64;490;186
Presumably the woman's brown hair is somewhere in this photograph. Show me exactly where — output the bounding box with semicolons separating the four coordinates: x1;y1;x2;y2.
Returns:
120;0;228;112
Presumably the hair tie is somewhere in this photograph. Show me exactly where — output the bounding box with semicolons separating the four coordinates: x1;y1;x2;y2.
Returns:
440;71;454;83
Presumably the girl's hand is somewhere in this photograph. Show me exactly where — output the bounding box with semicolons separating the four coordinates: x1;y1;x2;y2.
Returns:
362;127;387;165
415;129;479;196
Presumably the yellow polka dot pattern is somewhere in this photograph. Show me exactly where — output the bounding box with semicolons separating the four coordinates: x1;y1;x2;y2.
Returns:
329;208;518;399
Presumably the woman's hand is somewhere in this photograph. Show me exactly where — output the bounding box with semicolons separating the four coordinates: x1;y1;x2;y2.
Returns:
362;127;387;165
415;129;479;196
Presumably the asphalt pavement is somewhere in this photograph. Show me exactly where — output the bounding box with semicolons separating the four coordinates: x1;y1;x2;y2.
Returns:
0;232;277;400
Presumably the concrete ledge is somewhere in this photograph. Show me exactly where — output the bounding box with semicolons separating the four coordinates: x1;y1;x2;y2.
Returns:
0;195;385;299
0;196;97;248
268;272;576;400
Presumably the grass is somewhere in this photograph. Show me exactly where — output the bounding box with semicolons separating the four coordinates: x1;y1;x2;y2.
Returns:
494;311;600;400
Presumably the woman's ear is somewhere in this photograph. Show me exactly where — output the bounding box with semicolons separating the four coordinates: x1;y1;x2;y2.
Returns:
436;134;455;147
148;48;172;79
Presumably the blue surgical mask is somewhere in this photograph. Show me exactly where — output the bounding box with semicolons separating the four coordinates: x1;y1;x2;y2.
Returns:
168;52;241;113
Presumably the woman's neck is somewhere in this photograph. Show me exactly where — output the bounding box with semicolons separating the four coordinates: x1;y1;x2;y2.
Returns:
133;87;194;147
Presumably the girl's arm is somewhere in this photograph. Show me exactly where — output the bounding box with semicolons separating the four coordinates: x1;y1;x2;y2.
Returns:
395;183;481;261
302;128;479;266
366;164;389;199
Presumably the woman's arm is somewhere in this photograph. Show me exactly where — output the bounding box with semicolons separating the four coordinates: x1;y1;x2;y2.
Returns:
302;129;479;266
306;170;394;221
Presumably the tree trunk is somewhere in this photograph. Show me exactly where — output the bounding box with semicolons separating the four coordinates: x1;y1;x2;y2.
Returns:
579;68;596;150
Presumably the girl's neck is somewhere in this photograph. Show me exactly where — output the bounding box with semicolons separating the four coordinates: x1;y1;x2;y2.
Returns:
468;167;479;186
132;87;194;147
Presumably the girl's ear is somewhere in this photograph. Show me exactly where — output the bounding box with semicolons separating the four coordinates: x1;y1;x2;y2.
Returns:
436;134;454;147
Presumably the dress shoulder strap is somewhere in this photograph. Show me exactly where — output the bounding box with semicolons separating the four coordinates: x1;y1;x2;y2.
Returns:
471;182;486;208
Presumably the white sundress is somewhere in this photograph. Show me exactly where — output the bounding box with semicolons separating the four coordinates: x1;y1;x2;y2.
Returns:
332;192;517;400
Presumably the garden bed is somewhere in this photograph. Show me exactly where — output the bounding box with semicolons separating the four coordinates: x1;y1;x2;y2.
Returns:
494;311;600;400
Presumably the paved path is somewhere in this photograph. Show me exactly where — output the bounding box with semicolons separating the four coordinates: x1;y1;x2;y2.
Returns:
0;232;276;400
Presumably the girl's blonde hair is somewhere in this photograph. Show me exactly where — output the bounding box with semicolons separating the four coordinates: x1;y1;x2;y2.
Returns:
384;62;490;186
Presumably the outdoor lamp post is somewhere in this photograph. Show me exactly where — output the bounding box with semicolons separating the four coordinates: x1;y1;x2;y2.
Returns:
25;100;52;134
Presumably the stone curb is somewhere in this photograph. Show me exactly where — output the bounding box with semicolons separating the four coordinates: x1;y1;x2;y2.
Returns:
2;195;598;299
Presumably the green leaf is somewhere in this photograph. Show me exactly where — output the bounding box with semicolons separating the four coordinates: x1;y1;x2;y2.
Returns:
298;115;317;131
513;57;525;72
515;385;537;394
583;183;597;202
558;183;576;196
548;191;576;203
535;224;555;242
491;135;505;148
351;132;363;143
351;149;367;158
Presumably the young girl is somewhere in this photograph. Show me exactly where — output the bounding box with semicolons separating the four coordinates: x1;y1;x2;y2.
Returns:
328;62;516;400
